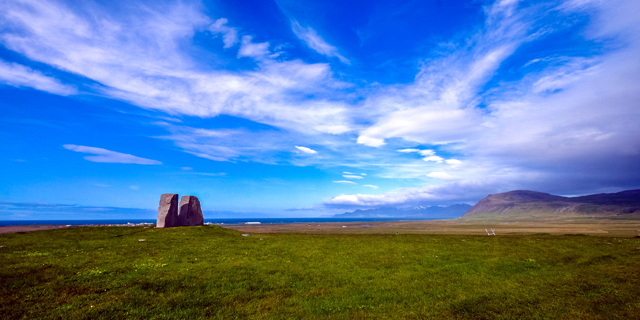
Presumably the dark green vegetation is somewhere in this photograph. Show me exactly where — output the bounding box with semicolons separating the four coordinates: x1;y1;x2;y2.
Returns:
2;226;640;319
463;189;640;220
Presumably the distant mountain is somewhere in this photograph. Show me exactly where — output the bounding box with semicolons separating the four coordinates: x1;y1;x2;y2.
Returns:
462;189;640;220
334;204;472;219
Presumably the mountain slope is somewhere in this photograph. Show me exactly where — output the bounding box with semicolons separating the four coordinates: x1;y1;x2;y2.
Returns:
463;189;640;220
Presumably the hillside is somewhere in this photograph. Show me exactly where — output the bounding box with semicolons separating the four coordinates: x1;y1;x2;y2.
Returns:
334;204;471;219
463;189;640;220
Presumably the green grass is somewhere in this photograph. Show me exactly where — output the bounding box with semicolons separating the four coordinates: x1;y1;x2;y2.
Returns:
1;226;640;319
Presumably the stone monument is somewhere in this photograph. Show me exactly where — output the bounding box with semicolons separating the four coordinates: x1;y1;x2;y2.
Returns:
178;195;204;226
156;193;179;228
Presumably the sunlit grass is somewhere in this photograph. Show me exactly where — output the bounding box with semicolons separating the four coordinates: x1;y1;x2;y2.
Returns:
1;226;639;319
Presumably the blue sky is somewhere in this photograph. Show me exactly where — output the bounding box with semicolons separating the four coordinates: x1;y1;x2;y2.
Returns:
1;0;640;220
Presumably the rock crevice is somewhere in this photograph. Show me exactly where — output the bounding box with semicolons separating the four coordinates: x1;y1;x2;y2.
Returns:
157;194;203;228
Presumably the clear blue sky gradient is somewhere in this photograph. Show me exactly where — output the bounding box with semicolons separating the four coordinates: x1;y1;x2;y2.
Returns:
1;0;639;219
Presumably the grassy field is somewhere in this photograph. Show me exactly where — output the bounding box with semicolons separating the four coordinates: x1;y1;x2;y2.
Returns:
224;218;640;237
1;225;640;319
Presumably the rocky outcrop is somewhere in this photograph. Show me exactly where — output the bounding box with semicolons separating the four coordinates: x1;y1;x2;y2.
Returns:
157;193;179;228
178;195;204;226
157;194;204;227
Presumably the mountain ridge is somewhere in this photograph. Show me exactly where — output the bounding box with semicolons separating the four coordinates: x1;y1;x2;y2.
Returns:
463;189;640;220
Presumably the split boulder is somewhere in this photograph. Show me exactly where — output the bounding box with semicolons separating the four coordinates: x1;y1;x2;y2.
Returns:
157;193;179;228
178;195;204;226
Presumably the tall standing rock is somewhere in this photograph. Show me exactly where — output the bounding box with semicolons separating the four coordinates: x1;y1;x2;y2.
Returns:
157;193;179;228
178;195;204;226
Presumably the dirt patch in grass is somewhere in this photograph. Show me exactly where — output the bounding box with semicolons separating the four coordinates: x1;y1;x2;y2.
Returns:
0;225;70;234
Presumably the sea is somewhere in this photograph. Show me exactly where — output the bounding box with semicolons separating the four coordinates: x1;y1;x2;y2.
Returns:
0;217;441;227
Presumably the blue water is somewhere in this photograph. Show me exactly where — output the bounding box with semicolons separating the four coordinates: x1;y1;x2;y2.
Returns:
0;217;442;227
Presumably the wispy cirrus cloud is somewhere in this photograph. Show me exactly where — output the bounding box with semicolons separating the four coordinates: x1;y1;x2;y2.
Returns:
325;0;640;208
63;145;162;165
295;146;317;154
291;21;350;64
0;60;76;95
356;0;526;148
0;0;353;136
333;180;356;185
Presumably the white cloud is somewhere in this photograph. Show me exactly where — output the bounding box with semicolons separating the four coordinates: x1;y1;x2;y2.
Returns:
397;148;436;156
356;0;526;148
397;149;437;160
0;60;76;95
397;148;421;153
418;150;436;157
356;135;385;147
323;0;640;207
324;181;498;207
0;0;353;137
208;18;238;48
363;184;378;189
360;173;366;175
187;152;232;162
423;156;444;163
295;146;317;154
237;35;270;59
291;21;349;64
346;0;640;195
63;144;162;165
343;171;354;174
157;123;354;164
333;180;356;185
427;171;455;180
342;175;363;179
331;194;359;202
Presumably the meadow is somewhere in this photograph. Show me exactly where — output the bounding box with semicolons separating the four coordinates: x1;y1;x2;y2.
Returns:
1;225;640;319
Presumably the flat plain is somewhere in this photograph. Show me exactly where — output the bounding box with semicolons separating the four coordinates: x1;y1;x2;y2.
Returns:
224;218;640;237
1;222;640;319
